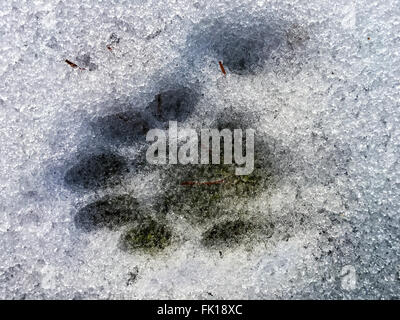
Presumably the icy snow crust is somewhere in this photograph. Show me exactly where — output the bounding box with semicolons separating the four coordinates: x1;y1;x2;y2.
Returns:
0;0;399;299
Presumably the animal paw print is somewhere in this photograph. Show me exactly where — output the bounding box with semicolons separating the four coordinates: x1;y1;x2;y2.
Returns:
63;19;307;254
64;110;279;254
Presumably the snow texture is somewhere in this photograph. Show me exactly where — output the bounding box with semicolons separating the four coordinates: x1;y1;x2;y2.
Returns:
0;0;399;299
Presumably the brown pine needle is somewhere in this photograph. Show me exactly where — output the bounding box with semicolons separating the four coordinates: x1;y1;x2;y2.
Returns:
65;59;86;70
218;61;226;76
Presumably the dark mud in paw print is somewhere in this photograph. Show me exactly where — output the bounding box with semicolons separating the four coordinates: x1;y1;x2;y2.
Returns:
120;219;172;253
187;17;286;75
74;195;141;232
219;36;271;75
74;194;172;253
64;152;127;190
201;219;274;248
91;110;153;146
91;86;199;146
146;87;199;124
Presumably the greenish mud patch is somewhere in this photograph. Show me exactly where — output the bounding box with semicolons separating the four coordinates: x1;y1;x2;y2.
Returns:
201;218;274;248
158;147;275;225
120;219;172;253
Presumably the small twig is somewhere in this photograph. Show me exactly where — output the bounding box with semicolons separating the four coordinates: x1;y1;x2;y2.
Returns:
65;59;86;70
218;61;226;76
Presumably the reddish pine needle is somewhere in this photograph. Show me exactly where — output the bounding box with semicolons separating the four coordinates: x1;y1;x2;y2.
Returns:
65;59;86;70
181;181;196;186
218;61;226;76
65;59;78;68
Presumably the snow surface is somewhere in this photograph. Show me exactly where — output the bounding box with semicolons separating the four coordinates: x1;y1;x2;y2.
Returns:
0;0;399;299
